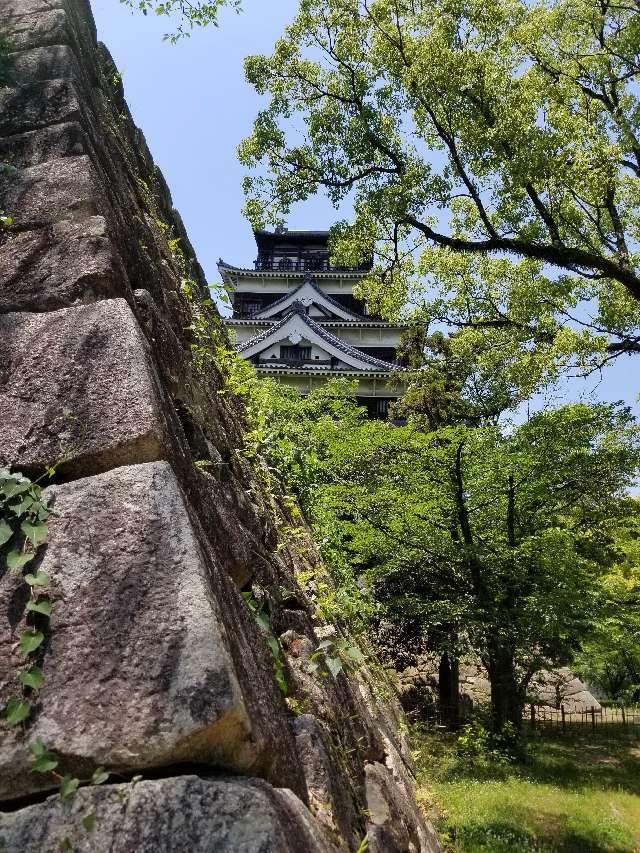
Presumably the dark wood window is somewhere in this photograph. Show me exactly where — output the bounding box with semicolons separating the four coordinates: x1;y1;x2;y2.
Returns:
280;345;311;361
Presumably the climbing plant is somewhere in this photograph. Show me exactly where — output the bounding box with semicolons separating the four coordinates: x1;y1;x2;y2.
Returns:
242;590;288;695
1;468;110;808
1;469;51;728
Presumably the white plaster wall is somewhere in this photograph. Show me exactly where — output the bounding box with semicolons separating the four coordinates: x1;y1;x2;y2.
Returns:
229;275;364;294
324;326;402;346
257;372;405;398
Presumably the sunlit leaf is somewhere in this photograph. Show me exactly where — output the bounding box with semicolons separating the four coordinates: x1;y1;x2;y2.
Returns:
7;550;33;573
4;697;30;727
26;598;54;617
25;571;50;587
19;630;44;656
20;666;44;690
21;521;48;547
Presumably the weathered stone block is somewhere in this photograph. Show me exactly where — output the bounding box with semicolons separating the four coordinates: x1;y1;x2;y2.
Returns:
1;155;103;226
6;45;81;86
0;81;82;137
0;123;87;167
2;9;71;51
0;0;67;15
0;463;272;801
366;762;441;853
0;299;165;476
0;775;338;853
293;714;362;848
0;218;129;314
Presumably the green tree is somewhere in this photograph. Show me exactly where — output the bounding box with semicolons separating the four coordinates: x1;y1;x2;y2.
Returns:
290;397;640;729
240;0;640;378
575;510;640;700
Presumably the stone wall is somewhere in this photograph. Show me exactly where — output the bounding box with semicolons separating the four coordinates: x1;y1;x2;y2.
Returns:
0;1;439;849
396;656;600;717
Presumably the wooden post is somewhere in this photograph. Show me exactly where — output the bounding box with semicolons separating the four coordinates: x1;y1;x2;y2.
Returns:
591;706;596;733
530;704;535;730
561;705;566;733
622;706;626;726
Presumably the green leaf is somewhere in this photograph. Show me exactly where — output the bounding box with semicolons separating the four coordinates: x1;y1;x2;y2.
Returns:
6;550;33;573
91;766;109;785
82;811;97;832
343;645;365;663
19;630;44;656
32;754;59;774
12;495;35;516
2;479;31;500
59;776;80;800
59;837;72;851
21;520;48;547
37;504;50;522
26;598;54;617
0;519;13;546
255;611;271;632
25;571;50;588
325;656;343;678
267;636;280;657
4;697;30;727
29;736;47;758
20;666;44;690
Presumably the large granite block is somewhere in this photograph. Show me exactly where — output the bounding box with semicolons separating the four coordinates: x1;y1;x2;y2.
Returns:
2;9;71;51
0;80;82;137
0;463;271;801
0;299;164;476
0;217;129;314
6;44;81;85
1;155;102;226
0;0;67;14
366;762;441;853
0;775;338;853
0;122;87;167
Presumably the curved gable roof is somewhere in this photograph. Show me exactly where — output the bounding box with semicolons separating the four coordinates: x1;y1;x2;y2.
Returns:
254;277;367;322
239;304;401;372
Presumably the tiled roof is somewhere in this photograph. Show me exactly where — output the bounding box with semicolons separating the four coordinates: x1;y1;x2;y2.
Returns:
217;260;367;279
238;303;401;371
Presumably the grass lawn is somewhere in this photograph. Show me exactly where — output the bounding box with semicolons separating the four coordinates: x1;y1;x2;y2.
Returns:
411;724;640;852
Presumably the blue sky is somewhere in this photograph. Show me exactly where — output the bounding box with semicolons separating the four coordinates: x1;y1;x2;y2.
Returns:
91;1;638;415
92;0;324;283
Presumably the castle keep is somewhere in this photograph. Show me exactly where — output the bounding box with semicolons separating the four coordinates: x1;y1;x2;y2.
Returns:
220;229;404;418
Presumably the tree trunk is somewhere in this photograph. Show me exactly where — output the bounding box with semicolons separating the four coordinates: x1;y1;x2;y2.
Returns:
438;653;460;729
487;646;522;731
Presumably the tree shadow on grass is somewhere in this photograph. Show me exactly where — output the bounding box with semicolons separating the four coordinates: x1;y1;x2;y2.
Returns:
438;732;640;797
448;815;635;853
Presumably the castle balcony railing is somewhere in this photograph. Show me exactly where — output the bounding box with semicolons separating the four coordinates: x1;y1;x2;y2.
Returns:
257;357;335;367
254;251;373;273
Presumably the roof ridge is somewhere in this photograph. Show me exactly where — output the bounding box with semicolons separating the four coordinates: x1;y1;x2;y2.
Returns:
238;307;400;371
249;275;367;321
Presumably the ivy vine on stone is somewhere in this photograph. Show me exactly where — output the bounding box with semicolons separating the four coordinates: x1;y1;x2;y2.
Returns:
1;467;52;729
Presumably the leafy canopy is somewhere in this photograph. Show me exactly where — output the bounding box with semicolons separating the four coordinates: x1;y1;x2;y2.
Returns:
575;509;640;700
241;0;640;380
119;0;241;41
244;374;640;722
